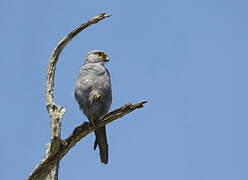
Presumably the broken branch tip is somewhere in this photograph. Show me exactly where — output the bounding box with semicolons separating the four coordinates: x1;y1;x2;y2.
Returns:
99;12;112;18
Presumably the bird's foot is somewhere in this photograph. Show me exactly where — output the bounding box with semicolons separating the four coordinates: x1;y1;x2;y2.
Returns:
90;115;95;126
90;115;99;127
93;93;101;100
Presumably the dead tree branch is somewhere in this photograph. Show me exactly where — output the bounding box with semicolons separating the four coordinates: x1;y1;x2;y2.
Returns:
27;101;146;180
27;12;147;180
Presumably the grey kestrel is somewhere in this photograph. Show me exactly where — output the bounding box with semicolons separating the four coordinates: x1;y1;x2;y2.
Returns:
74;50;112;164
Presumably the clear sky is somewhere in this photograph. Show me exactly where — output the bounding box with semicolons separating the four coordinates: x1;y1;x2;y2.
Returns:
1;0;248;179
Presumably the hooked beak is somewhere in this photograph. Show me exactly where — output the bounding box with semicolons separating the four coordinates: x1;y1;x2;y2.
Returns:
103;55;109;62
104;56;109;62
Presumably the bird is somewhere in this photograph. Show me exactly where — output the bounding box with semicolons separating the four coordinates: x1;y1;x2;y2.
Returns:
74;50;112;164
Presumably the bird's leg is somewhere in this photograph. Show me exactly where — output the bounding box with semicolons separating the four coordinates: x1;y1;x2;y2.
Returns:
90;114;100;126
93;93;101;100
90;115;96;126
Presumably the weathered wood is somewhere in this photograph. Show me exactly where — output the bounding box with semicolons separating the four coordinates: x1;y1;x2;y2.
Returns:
27;101;146;180
44;12;111;180
27;12;147;180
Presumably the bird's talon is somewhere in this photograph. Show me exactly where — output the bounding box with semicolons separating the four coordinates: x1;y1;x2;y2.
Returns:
90;115;95;125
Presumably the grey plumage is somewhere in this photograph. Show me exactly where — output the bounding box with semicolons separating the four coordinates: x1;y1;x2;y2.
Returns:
74;50;112;164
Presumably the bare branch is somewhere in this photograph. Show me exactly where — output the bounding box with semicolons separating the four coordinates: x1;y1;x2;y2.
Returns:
27;101;147;180
27;12;147;180
44;12;111;180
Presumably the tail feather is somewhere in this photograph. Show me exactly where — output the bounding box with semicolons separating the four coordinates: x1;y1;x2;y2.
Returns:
94;126;108;164
93;138;97;150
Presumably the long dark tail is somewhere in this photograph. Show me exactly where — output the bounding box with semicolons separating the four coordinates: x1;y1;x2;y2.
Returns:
94;126;108;164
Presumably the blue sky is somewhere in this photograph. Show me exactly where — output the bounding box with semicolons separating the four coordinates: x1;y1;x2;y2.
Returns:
1;0;248;179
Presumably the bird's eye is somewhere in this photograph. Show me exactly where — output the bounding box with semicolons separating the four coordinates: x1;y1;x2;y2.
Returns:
97;52;102;56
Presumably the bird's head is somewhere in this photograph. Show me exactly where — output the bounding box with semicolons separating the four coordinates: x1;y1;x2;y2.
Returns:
84;50;109;65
